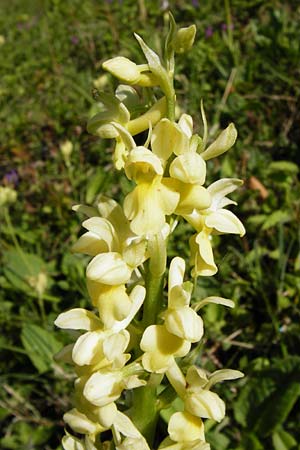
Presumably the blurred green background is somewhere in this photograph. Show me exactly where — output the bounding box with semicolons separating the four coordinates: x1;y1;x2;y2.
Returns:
1;0;300;449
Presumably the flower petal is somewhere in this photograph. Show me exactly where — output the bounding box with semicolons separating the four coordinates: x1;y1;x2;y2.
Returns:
207;178;243;210
151;118;189;162
84;370;123;406
86;252;131;284
205;209;245;236
125;147;163;180
178;114;193;138
165;307;204;342
168;411;205;442
71;231;110;256
72;331;104;366
170;153;206;185
54;308;101;331
201;123;237;160
63;408;100;435
185;389;225;422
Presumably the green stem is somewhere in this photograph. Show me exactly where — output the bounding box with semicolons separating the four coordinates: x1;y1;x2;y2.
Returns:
142;261;165;329
130;262;165;445
4;208;33;275
131;385;160;447
224;0;233;47
164;80;176;121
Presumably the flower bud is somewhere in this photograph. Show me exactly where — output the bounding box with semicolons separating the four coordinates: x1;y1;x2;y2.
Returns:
0;186;17;206
174;25;197;53
103;56;141;84
60;140;73;164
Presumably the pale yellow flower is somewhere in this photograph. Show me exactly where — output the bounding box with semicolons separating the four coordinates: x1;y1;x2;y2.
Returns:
60;140;73;165
168;411;205;442
62;433;97;450
55;285;145;366
158;410;209;449
87;90;166;169
72;197;147;293
140;324;191;373
184;178;245;277
114;411;151;450
103;56;159;87
124;147;179;235
164;257;204;342
83;364;146;407
184;366;243;422
0;186;17;206
63;408;103;435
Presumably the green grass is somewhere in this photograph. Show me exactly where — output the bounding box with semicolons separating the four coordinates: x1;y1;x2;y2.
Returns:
1;0;300;448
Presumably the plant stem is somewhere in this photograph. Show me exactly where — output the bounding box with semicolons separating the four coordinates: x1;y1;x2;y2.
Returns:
142;261;164;329
131;384;160;447
130;262;165;444
3;208;33;274
164;80;176;121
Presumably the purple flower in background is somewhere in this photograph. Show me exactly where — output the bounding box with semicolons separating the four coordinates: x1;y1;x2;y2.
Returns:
205;26;214;38
192;0;199;7
221;23;234;31
4;170;19;186
70;36;79;45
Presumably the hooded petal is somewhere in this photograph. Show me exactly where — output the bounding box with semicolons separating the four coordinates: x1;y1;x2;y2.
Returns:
72;331;105;366
84;370;123;406
103;56;141;84
151;118;189;162
86;252;131;284
184;389;226;422
125;147;163;181
164;307;204;342
170;153;206;185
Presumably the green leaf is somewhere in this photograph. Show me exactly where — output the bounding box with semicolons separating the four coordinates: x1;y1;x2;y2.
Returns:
21;324;62;373
254;382;300;437
3;249;47;293
261;210;291;230
85;168;107;204
164;12;177;61
234;376;276;427
239;433;264;450
272;427;297;450
268;161;298;174
206;429;230;450
235;357;300;436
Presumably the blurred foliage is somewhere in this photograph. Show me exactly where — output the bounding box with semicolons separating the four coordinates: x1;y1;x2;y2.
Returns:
0;0;299;448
